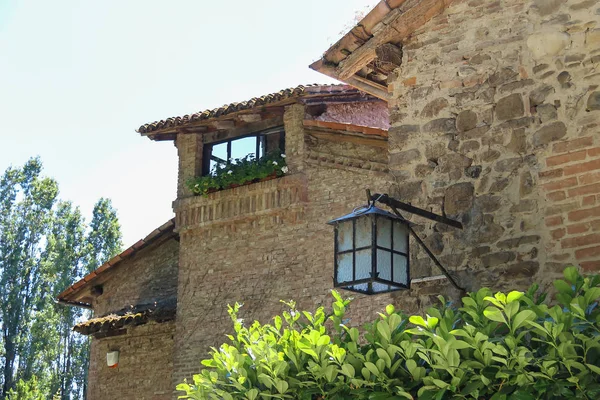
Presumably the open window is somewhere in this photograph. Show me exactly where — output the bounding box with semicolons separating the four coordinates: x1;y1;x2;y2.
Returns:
202;127;285;176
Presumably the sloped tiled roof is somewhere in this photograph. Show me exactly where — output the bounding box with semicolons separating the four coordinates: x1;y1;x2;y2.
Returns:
137;84;362;135
57;219;176;306
73;298;176;335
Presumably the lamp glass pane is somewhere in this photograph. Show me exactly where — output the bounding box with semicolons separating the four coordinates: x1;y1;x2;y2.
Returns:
372;282;392;293
393;222;409;253
393;254;408;285
355;249;372;280
355;216;372;248
337;252;353;283
337;221;353;252
377;249;391;281
377;217;392;249
351;283;369;293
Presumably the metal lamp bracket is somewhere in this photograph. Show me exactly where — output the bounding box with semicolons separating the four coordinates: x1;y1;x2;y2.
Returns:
367;190;466;294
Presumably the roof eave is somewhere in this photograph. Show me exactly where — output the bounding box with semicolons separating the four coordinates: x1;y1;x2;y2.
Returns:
138;85;380;139
310;0;455;95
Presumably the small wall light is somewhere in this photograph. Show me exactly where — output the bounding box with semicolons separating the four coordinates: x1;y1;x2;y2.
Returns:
107;350;119;368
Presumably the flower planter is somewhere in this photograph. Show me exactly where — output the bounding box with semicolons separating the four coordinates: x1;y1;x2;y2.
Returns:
188;152;287;197
200;173;282;196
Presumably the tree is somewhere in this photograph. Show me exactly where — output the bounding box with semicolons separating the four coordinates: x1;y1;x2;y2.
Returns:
85;198;122;274
0;158;123;399
0;158;59;397
75;198;122;398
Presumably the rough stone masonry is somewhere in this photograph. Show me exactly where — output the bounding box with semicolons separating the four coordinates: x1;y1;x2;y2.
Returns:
385;0;600;292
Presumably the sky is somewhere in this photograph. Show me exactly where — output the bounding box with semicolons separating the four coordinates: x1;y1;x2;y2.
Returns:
0;0;378;246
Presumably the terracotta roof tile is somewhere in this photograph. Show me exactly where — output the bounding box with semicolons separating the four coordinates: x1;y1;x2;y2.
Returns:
73;299;176;335
137;84;360;135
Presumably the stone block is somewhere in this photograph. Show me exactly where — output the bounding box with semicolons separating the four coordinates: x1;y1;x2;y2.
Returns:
488;68;519;87
587;91;600;111
533;122;568;147
438;153;473;173
496;94;524;121
390;149;421;165
423;118;457;134
495;157;523;173
475;195;502;213
530;84;555;106
456;110;478;132
444;182;474;215
465;165;482;178
424;233;444;255
489;177;511;193
482;251;517;267
425;142;448;161
421;98;449;118
527;31;570;60
507;128;527;153
497;235;541;249
391;181;425;201
520;171;535;196
536;104;558;122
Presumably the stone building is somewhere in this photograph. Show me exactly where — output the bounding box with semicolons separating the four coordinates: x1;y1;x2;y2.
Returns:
58;0;600;398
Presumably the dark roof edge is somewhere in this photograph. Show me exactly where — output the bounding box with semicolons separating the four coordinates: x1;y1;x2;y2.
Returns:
57;219;177;305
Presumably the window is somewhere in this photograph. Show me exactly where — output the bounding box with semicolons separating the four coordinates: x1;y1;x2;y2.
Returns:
202;127;285;175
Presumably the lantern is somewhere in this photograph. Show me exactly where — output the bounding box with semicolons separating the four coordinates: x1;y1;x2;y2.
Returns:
327;205;411;294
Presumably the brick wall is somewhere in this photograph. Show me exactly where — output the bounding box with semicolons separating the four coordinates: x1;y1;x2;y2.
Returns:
170;103;460;393
385;0;600;291
86;236;179;399
87;322;175;400
93;237;179;316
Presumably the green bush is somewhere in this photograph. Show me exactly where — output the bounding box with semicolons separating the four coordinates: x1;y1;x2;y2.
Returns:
177;267;600;399
187;151;287;196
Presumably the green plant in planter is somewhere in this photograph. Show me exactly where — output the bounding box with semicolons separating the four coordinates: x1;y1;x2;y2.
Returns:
177;267;600;399
187;151;288;196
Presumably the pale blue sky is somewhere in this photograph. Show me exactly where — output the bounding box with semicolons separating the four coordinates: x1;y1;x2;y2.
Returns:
0;0;377;245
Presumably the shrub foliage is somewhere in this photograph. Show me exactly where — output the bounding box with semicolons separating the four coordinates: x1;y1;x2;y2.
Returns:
178;267;600;399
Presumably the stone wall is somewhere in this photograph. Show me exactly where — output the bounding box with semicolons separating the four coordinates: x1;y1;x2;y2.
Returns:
86;236;179;400
93;237;179;316
87;322;175;400
170;103;458;392
386;0;600;291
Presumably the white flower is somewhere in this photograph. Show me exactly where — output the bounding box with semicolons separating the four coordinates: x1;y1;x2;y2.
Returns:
281;154;286;158
272;161;278;166
227;170;233;175
281;166;289;174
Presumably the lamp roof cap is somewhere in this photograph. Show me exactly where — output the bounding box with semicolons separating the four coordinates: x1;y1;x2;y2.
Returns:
327;205;409;225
